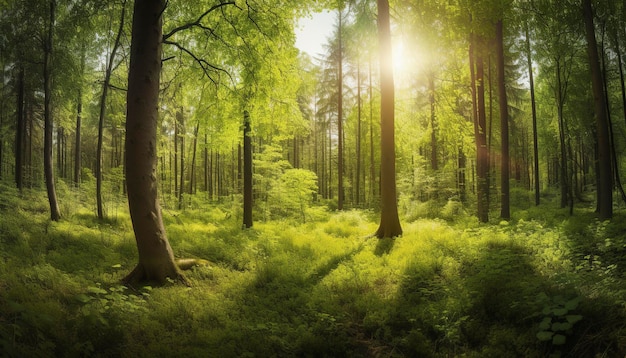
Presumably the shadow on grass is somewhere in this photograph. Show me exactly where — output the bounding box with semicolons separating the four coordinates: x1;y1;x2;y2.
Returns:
374;237;395;256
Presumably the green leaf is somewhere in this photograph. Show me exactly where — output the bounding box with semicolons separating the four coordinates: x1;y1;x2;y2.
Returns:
111;264;122;268
564;297;581;310
87;286;107;295
551;322;572;331
552;308;568;316
566;315;583;324
552;334;566;345
75;294;91;303
536;331;554;341
539;317;552;330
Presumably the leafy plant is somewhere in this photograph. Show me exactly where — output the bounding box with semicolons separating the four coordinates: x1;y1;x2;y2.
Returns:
536;293;583;349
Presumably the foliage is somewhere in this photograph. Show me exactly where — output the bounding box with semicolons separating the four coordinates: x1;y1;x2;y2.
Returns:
0;184;625;357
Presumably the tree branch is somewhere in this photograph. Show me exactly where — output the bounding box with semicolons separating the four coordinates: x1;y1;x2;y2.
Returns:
163;1;236;41
163;39;233;85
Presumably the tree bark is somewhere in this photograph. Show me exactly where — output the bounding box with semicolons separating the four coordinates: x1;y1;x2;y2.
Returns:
177;108;185;209
471;33;489;223
582;0;612;219
375;0;402;238
123;0;186;286
525;23;540;206
496;20;510;220
97;0;126;220
429;72;438;171
15;67;25;190
243;111;253;228
356;57;362;206
44;0;60;221
337;9;344;211
189;121;199;195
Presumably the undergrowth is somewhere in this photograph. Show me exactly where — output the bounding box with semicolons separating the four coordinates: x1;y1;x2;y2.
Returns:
0;181;625;357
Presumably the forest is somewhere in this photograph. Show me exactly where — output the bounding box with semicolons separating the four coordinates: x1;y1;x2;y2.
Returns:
1;0;626;356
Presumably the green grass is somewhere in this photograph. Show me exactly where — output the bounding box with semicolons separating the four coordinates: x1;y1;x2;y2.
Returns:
1;182;625;357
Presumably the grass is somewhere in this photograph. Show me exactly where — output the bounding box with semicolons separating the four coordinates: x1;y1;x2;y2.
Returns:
0;182;625;357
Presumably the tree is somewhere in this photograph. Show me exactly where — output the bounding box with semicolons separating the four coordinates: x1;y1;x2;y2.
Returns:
582;0;612;219
375;0;402;238
243;111;253;228
524;22;540;206
43;0;61;221
496;19;510;220
97;0;127;220
123;0;186;285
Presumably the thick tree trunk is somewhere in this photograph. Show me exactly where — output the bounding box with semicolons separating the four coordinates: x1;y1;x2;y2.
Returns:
496;20;510;220
375;0;402;238
582;0;612;219
123;0;186;286
44;0;60;221
243;111;253;228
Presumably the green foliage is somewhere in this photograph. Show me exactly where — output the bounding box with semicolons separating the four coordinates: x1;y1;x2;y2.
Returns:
0;185;625;357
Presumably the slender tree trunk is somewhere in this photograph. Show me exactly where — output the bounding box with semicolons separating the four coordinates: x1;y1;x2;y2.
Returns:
525;23;540;205
189;121;199;195
429;72;438;171
243;111;253;228
204;132;208;193
369;55;376;204
337;9;344;211
582;0;612;219
177;109;185;209
356;58;362;206
375;0;402;238
74;67;83;187
97;0;126;219
15;67;25;190
471;31;489;223
43;0;60;221
123;0;186;286
496;20;510;220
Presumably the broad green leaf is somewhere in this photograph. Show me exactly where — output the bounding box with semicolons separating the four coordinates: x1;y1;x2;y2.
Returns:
536;331;554;341
87;286;107;295
552;334;566;345
564;297;581;310
539;317;552;330
566;315;583;324
552;308;568;316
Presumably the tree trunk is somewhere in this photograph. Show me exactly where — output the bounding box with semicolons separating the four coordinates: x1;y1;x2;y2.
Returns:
177;108;185;209
369;55;376;204
582;0;612;219
471;33;489;223
123;0;186;286
356;57;362;206
556;61;570;209
44;0;60;221
375;0;402;238
429;72;438;171
15;67;25;190
74;68;83;187
337;9;344;211
189;121;199;195
243;111;253;228
525;23;540;205
97;1;126;219
496;20;510;220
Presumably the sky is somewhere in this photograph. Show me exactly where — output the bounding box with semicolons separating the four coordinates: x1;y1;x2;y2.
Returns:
294;10;336;58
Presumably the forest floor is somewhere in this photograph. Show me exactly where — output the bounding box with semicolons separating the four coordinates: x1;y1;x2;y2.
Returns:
1;183;625;357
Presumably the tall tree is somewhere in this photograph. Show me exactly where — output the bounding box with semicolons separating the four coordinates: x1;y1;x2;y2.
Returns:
496;19;510;220
97;0;127;220
524;22;540;206
43;0;61;221
582;0;612;219
123;0;186;285
243;111;253;228
375;0;402;238
337;8;345;210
